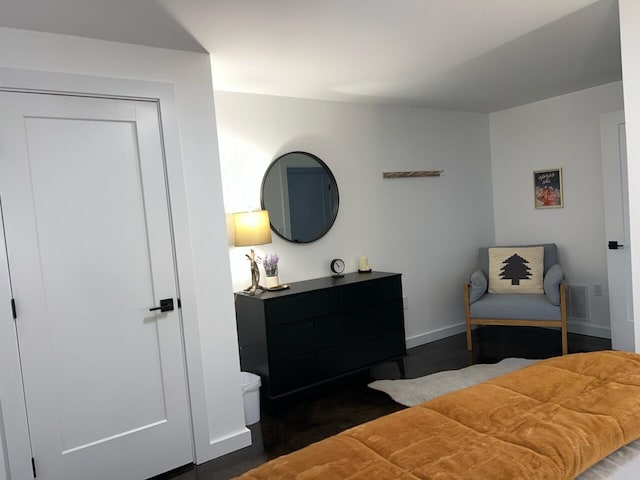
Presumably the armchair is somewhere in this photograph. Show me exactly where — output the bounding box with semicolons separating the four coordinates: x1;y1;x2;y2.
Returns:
464;243;567;355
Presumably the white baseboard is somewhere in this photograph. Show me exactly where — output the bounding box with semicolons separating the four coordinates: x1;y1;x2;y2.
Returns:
196;427;252;464
567;321;611;339
405;322;467;349
406;320;611;350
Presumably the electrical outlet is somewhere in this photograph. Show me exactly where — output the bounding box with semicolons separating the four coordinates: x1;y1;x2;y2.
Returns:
593;284;603;296
403;296;408;310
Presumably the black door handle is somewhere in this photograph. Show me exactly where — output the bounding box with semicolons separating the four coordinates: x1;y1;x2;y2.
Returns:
608;241;624;250
149;298;174;312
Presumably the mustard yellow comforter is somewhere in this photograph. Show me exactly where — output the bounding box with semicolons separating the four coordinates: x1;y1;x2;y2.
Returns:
236;351;640;479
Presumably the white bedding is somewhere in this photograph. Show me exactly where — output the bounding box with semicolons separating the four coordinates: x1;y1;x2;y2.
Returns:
579;438;640;479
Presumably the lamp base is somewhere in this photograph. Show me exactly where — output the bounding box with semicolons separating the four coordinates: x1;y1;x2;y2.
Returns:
244;284;265;296
244;248;264;295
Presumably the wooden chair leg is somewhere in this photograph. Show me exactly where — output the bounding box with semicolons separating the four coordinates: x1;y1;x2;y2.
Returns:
464;284;472;351
560;284;568;355
561;327;568;355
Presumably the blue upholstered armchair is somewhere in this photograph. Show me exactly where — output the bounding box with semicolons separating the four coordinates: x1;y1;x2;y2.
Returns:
464;243;567;355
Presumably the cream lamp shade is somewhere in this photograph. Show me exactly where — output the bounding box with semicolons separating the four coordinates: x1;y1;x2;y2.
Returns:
233;210;272;246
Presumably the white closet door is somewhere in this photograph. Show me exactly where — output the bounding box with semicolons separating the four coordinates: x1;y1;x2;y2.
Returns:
601;111;634;352
0;92;192;479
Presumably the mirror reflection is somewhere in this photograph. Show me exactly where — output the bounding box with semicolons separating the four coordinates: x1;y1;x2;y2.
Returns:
261;152;339;243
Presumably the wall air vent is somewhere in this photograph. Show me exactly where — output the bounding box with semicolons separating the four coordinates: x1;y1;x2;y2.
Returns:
566;284;589;322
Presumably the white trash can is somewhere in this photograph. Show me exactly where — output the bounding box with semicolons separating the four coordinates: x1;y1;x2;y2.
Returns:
241;372;262;425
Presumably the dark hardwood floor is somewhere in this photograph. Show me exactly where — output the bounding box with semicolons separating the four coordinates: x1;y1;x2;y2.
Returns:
155;327;611;480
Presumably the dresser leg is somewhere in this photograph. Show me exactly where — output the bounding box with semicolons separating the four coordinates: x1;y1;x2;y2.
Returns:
396;357;406;379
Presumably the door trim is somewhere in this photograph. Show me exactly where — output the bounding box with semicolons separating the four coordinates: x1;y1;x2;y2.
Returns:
0;188;32;480
0;68;207;478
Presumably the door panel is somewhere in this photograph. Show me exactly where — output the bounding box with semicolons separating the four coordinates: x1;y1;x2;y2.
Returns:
601;110;634;351
287;167;333;242
0;92;192;479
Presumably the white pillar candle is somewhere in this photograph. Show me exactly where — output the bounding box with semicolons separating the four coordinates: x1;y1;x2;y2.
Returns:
359;256;370;271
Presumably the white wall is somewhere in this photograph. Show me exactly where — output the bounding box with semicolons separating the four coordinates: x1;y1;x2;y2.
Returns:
0;27;249;476
619;0;640;352
215;91;495;346
490;81;625;337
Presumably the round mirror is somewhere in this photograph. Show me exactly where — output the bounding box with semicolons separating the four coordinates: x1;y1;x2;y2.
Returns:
261;151;339;243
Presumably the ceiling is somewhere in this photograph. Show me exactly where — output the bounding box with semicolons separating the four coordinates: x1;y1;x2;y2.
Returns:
0;0;622;112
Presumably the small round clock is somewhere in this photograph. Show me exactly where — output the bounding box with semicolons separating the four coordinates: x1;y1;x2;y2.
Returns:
330;258;345;277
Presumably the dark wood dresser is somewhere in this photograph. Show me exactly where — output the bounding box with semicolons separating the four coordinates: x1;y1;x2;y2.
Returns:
234;271;406;399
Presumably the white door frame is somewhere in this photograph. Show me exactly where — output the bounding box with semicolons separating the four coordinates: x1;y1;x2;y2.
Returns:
0;68;225;478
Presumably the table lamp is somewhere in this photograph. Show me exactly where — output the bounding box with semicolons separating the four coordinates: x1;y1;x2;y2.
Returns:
233;210;272;294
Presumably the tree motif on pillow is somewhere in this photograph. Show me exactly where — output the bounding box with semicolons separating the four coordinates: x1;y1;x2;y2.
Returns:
500;254;531;285
489;246;544;294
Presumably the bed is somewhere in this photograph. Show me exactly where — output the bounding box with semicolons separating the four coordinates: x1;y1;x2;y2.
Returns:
235;351;640;479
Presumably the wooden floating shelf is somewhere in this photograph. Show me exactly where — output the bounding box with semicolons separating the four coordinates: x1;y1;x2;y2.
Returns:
382;170;443;179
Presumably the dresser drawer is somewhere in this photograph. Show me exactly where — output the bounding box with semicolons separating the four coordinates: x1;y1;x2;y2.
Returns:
345;329;406;371
341;307;382;342
267;315;342;363
375;299;404;331
376;275;403;301
265;288;339;327
340;281;375;309
340;299;404;342
340;276;402;310
269;346;346;395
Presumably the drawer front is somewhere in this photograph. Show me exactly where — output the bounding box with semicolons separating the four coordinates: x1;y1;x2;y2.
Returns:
374;299;405;332
267;315;342;363
376;275;403;302
341;307;382;342
340;281;375;309
265;288;339;327
269;345;346;396
341;299;404;342
345;329;406;371
340;275;402;310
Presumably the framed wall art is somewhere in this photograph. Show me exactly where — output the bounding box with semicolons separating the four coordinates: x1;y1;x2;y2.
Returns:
534;168;563;209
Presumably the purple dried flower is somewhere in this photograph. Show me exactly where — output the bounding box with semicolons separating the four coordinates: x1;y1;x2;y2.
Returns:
263;253;279;276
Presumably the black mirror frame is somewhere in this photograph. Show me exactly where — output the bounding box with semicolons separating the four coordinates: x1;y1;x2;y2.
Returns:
260;151;340;244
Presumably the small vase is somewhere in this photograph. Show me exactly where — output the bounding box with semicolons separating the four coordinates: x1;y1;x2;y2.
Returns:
265;275;280;289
